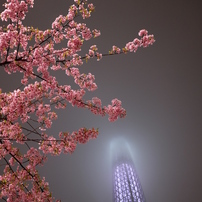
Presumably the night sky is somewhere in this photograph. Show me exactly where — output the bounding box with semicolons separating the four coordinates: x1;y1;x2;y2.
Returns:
0;0;202;202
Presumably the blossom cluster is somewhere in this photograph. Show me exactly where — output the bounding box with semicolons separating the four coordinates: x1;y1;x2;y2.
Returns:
0;0;154;201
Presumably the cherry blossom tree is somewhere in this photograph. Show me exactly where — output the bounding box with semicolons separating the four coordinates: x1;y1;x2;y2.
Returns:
0;0;155;201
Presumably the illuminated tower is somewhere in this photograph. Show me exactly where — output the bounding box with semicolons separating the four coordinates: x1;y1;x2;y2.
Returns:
112;140;146;202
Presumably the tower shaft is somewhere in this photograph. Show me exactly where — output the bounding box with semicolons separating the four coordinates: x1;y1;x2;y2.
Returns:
113;161;146;202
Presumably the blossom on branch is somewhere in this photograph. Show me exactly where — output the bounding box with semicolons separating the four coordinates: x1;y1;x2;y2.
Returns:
0;0;154;201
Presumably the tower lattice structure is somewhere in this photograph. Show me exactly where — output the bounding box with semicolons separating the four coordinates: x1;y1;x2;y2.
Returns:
112;140;146;202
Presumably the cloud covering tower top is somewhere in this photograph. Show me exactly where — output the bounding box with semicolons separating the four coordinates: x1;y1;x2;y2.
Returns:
111;139;146;202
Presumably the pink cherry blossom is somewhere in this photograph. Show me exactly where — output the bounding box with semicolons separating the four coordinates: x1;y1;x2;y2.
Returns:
0;0;154;201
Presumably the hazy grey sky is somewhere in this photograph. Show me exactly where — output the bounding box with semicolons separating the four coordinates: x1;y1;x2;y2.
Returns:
0;0;202;202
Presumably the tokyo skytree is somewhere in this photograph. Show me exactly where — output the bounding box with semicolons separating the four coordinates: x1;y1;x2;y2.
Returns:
112;140;146;202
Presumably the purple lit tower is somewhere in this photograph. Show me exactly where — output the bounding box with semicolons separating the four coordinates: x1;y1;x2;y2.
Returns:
112;140;146;202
